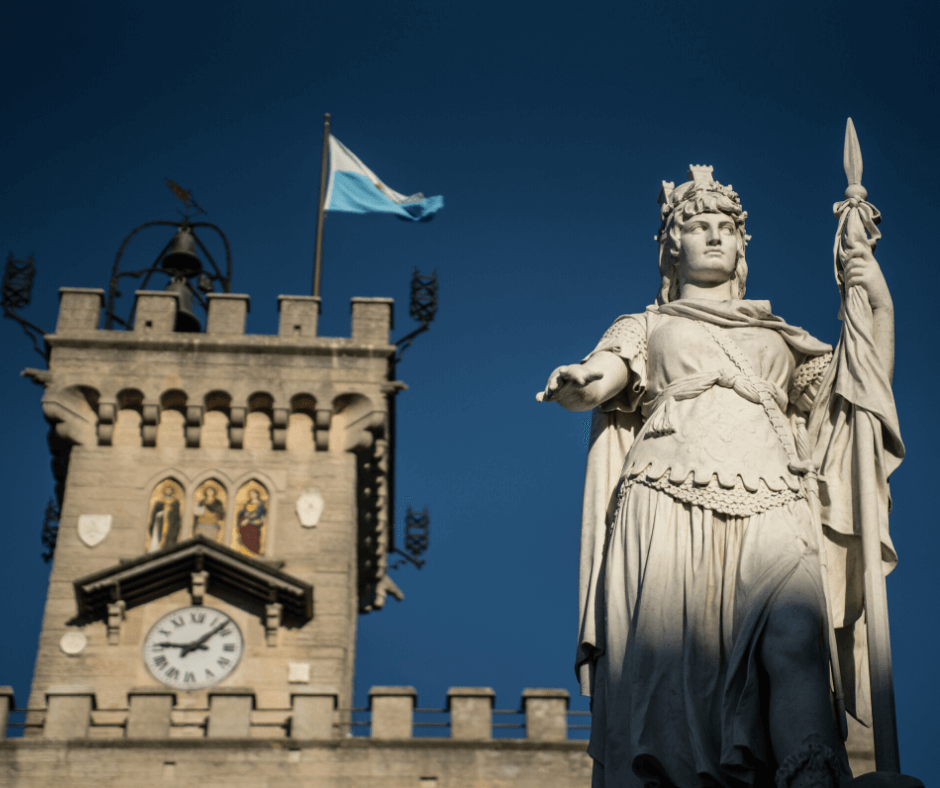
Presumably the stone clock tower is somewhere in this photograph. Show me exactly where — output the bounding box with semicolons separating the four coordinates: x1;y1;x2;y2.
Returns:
0;258;599;788
19;284;400;739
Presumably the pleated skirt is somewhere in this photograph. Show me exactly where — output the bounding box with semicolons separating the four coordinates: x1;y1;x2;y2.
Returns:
588;481;826;788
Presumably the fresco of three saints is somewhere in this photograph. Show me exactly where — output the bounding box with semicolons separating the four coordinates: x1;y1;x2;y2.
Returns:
146;478;268;556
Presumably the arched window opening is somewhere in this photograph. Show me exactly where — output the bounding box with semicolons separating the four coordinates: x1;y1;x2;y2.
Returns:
244;393;274;450
329;393;376;452
287;393;317;452
248;392;274;417
79;386;100;414
291;393;316;416
161;389;187;413
117;388;144;413
113;389;145;447
155;390;186;448
205;390;232;415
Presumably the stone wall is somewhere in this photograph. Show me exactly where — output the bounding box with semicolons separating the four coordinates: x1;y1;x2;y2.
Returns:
0;684;592;788
0;738;593;788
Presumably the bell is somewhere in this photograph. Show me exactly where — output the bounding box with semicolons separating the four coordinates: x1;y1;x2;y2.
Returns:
164;277;201;332
161;227;202;276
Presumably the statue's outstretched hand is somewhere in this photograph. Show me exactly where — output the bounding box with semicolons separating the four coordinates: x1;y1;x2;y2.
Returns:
843;246;893;311
536;364;603;404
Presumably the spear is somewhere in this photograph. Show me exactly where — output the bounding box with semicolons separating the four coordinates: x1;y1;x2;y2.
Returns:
834;117;900;773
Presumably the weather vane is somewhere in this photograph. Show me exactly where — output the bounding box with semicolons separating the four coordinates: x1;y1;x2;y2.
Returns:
165;178;206;221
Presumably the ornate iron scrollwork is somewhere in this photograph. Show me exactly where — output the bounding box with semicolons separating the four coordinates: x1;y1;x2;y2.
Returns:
40;498;60;563
404;507;429;558
2;254;49;362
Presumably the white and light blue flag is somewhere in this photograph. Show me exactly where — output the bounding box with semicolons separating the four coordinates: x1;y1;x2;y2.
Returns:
324;135;444;222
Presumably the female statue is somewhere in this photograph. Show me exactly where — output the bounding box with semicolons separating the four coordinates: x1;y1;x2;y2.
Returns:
539;166;902;788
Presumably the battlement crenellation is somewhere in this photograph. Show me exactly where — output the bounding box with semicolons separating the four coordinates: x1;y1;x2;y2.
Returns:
54;287;394;346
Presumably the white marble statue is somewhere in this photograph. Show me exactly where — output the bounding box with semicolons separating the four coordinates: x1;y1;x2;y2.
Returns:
538;162;905;788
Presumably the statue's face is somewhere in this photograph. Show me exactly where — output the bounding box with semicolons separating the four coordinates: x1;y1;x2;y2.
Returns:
677;212;737;288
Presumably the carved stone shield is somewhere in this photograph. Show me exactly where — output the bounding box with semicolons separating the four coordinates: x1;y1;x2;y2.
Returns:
296;490;325;528
59;631;88;655
77;514;112;547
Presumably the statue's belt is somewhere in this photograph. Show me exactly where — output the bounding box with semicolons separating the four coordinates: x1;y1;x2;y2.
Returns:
640;366;788;440
642;368;787;419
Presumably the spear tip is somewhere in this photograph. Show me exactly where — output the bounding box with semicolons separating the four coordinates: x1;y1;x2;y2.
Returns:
844;117;864;187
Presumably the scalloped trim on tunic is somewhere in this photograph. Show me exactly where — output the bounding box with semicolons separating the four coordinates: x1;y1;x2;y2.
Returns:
624;472;803;517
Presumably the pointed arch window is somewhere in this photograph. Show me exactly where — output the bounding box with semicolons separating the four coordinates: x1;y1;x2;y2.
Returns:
146;478;184;552
193;479;227;543
233;480;269;556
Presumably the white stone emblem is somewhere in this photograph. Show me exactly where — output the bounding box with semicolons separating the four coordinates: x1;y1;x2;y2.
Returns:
288;662;311;683
77;514;112;547
59;632;87;655
296;490;325;527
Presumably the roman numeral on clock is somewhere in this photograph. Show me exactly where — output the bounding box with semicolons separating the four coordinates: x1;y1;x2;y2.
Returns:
223;643;235;652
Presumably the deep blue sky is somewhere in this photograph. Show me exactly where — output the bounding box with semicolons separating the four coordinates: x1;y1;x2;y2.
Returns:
1;0;937;779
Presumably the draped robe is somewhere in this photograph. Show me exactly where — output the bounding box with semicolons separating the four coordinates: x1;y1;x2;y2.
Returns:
576;299;902;788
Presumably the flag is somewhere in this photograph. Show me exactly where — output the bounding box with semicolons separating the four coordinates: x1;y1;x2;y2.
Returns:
324;135;444;222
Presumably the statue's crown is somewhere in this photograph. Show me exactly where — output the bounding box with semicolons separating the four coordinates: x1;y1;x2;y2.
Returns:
656;165;745;243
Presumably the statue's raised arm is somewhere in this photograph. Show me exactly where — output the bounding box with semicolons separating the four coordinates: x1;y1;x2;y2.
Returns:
538;148;915;788
806;119;907;779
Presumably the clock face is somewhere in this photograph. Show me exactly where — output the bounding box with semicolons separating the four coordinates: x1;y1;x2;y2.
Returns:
143;606;244;690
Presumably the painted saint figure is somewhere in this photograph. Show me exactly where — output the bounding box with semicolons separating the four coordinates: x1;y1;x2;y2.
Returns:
539;167;902;788
147;482;182;552
193;482;226;542
235;485;267;556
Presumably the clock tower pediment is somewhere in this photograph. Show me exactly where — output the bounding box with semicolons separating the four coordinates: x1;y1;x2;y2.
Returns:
73;536;314;628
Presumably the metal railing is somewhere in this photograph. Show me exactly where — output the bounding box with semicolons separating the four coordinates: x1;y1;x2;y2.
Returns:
4;708;44;736
4;706;592;740
332;707;591;739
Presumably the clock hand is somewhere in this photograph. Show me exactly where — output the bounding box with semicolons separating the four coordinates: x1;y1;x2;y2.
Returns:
153;641;209;651
179;619;230;657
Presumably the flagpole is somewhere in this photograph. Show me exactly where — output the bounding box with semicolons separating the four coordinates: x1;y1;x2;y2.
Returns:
313;113;330;298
